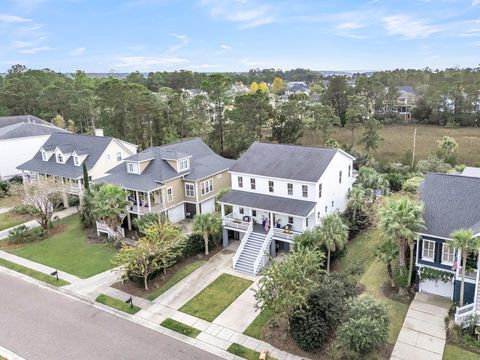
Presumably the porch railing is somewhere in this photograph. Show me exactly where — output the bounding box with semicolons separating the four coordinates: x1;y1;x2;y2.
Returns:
272;227;302;242
253;226;274;275
96;221;125;239
59;184;83;195
223;213;250;232
128;203;164;215
232;221;253;269
454;303;477;326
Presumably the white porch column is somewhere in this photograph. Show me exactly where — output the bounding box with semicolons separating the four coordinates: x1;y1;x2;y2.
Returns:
456;249;462;278
135;190;140;216
147;191;152;212
221;203;225;218
269;212;273;228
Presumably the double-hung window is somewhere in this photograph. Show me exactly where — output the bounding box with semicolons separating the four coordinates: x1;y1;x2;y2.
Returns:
339;171;342;184
167;187;173;202
287;183;293;195
185;183;195;197
201;179;213;195
250;178;256;190
422;240;435;261
116;152;122;161
73;155;79;166
238;176;243;188
127;162;139;174
318;183;322;198
178;158;189;171
268;181;274;193
302;185;308;198
442;243;455;265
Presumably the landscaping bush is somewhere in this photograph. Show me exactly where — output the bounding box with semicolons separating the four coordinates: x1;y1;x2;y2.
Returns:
342;203;374;239
383;172;406;192
68;194;80;208
12;204;33;215
402;176;423;194
289;272;356;352
8;225;46;244
337;296;389;355
182;233;218;259
0;180;10;198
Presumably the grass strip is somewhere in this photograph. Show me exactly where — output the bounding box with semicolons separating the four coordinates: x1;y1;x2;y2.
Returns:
180;273;253;321
95;294;141;315
0;258;70;286
160;318;201;338
227;343;265;360
243;308;274;339
145;260;206;301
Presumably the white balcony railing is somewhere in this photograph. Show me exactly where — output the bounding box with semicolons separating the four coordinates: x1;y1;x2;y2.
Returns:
223;213;251;231
232;221;253;269
253;226;274;275
272;227;302;242
455;303;477;326
128;203;164;215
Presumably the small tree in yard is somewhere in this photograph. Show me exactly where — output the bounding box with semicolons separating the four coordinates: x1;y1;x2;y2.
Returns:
347;185;367;222
451;229;480;306
376;238;399;288
337;296;389;355
91;184;128;230
192;213;221;255
16;178;58;229
318;214;349;273
254;247;324;320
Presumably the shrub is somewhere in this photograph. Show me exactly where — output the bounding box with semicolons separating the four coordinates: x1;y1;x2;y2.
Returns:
12;204;33;215
337;296;389;354
289;273;356;352
342;203;374;239
0;180;10;198
383;172;406;192
182;233;218;259
402;176;423;194
68;194;80;208
8;225;29;244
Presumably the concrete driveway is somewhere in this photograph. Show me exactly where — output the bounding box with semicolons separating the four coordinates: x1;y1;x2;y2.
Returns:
391;292;451;360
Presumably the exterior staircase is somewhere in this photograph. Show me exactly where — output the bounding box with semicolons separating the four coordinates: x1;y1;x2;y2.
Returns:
234;232;267;276
96;221;125;240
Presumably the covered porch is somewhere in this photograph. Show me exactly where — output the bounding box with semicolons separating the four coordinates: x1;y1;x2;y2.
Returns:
126;188;165;215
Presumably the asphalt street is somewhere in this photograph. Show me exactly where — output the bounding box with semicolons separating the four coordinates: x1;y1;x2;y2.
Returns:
0;271;222;360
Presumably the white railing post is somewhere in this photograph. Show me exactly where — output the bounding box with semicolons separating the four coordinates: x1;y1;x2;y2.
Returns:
232;220;253;269
253;227;274;275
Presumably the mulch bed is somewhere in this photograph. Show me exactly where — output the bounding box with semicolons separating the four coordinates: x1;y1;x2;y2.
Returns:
381;281;414;304
0;223;67;250
111;245;223;298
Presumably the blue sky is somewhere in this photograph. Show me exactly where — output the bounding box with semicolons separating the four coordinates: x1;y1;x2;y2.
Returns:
0;0;479;72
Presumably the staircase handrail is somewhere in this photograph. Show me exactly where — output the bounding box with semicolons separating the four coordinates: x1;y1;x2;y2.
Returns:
253;226;274;275
232;220;253;268
454;303;476;326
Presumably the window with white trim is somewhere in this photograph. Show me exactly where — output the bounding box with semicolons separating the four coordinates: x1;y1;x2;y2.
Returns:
302;185;308;198
167;187;173;202
238;176;243;188
268;181;274;193
239;207;244;215
250;178;256;190
116;152;122;161
348;165;351;177
201;179;213;195
442;243;455;264
288;216;294;224
422;240;435;261
56;153;64;164
178;158;189;171
339;170;342;184
318;183;322;198
185;183;195;197
41;151;48;161
287;183;293;195
73;155;80;166
127;162;139;174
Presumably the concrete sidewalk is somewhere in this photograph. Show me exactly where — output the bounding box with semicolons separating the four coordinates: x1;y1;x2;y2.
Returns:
391;292;451;360
0;207;79;240
0;207;13;215
63;267;124;300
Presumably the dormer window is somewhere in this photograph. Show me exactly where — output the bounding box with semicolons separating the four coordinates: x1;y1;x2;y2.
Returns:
178;158;189;172
127;162;139;174
56;153;64;164
41;150;48;161
73;155;80;166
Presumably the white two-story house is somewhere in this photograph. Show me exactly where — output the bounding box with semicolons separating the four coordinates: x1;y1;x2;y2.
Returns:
218;142;355;275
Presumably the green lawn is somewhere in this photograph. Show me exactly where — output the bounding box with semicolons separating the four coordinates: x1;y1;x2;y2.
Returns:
95;294;141;315
161;318;201;338
180;273;253;321
0;211;29;231
443;344;480;360
145;260;206;301
7;215;117;278
227;343;262;360
0;258;70;286
243;308;274;339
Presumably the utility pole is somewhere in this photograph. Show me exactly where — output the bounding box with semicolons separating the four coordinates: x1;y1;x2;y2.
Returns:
411;127;417;169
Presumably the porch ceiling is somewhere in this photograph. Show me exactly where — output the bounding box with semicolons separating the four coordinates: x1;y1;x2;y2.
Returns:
220;190;316;217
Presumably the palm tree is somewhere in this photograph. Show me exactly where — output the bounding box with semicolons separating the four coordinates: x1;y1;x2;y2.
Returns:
379;196;424;295
192;213;221;255
347;185;366;222
451;229;480;306
91;184;128;231
318;214;349;273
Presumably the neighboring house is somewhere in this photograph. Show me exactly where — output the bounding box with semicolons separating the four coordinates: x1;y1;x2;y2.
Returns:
230;82;249;96
462;167;480;178
414;173;480;324
395;85;416;121
17;132;137;208
183;88;206;98
218;142;355;275
285;81;310;96
96;137;234;231
0;115;68;180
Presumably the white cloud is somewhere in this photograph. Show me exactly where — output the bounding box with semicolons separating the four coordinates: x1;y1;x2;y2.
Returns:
336;21;365;30
473;0;480;5
19;45;50;54
69;47;86;56
221;44;232;50
167;32;190;52
382;15;440;39
116;56;187;69
190;63;222;69
0;14;32;24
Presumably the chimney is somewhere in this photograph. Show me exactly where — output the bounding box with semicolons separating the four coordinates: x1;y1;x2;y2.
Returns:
94;128;104;137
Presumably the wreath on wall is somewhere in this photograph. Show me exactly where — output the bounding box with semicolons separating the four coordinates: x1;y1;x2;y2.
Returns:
419;267;455;283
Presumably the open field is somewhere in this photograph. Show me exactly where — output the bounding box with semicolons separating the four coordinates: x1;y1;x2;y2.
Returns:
6;215;117;278
299;125;480;165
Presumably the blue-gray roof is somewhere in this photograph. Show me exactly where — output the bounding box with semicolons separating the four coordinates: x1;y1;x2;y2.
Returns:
17;133;120;179
420;173;480;238
397;86;416;95
97;138;235;192
230;142;351;182
0;115;50;128
220;189;316;217
0;115;67;140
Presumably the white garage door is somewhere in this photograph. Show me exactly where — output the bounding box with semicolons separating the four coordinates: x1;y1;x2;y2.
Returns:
200;198;215;214
168;204;185;223
419;279;453;299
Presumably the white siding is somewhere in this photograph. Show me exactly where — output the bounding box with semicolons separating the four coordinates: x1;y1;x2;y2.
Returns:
0;135;50;179
89;140;136;180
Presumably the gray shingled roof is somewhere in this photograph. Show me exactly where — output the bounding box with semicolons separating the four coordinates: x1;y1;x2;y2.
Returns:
420;173;480;238
0;118;67;140
17;133;119;179
230;142;349;182
0;115;50;128
220;190;316;217
397;86;416;95
97;138;235;192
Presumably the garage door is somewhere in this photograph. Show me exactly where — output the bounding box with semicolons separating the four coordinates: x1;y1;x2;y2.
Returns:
168;204;185;223
200;198;215;214
419;279;453;299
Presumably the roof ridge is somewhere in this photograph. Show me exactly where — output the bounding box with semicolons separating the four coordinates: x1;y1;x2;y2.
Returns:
427;172;480;181
254;141;337;151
